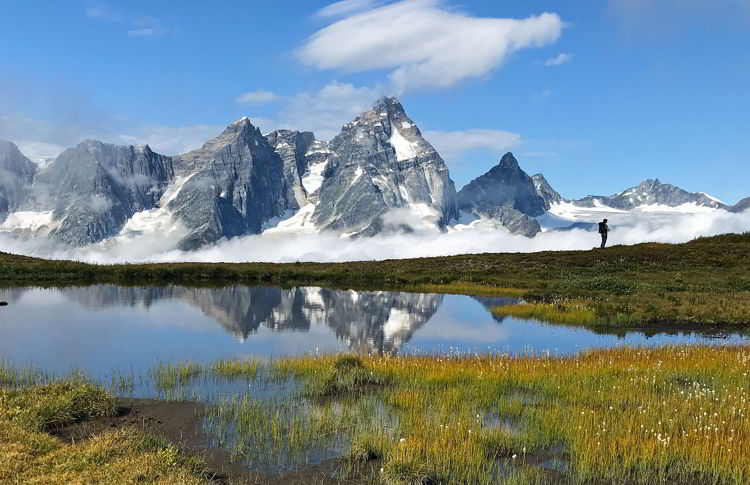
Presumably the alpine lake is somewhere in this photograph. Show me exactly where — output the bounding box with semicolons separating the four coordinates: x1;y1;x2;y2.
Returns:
1;284;748;484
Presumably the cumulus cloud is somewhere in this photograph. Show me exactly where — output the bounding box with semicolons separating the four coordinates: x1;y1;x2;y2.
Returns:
423;129;522;162
236;90;280;105
1;209;747;264
297;0;564;92
544;53;572;66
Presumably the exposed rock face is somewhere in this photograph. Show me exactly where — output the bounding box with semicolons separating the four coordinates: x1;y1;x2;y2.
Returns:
531;173;563;210
729;197;750;214
0;141;36;220
311;97;458;235
169;118;287;249
573;179;727;210
30;140;173;245
456;152;545;236
264;130;315;210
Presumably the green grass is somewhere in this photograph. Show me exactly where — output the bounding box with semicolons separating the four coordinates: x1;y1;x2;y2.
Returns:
0;380;214;484
4;346;750;483
225;346;750;484
491;302;598;326
2;232;749;326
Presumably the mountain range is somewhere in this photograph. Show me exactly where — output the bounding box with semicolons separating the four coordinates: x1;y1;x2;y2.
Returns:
0;97;746;249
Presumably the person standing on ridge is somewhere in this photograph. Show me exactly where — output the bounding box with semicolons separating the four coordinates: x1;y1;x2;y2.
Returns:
598;219;609;248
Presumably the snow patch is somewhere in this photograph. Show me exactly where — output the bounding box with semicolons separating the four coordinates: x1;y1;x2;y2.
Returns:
352;166;364;183
389;127;418;161
301;159;329;194
262;203;318;235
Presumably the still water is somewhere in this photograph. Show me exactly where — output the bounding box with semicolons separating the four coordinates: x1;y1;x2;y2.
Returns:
0;284;747;378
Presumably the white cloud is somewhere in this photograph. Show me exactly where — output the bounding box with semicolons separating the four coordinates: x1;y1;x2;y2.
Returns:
85;7;171;37
297;0;564;92
117;123;224;155
13;141;67;166
2;208;748;264
423;129;522;162
544;53;572;66
315;0;383;18
236;90;280;105
85;6;122;22
254;81;384;140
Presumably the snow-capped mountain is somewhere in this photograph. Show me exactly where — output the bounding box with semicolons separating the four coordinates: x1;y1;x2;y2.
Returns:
531;173;562;210
455;152;545;237
571;179;726;212
27;140;174;246
1;97;746;253
309;97;458;236
167;118;290;249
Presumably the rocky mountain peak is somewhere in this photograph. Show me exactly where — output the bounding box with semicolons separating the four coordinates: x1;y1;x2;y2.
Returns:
573;178;726;210
531;173;563;210
311;97;458;235
456;152;546;236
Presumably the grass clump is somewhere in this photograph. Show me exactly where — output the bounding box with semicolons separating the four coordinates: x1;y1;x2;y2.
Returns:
0;381;214;484
492;302;598;326
310;356;389;397
351;431;388;462
381;455;435;485
149;361;202;393
210;358;260;378
0;381;116;431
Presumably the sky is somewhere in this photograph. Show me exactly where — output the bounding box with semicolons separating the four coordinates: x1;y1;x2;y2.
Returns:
0;0;748;204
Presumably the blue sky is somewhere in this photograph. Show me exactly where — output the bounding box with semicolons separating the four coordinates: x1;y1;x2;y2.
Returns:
0;0;748;203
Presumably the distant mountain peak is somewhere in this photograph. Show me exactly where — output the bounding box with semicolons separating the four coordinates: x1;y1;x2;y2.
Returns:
573;178;726;210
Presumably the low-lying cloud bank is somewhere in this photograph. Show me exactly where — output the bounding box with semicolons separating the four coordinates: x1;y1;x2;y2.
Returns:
0;209;748;265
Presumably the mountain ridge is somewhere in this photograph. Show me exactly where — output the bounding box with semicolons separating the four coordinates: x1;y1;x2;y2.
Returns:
1;97;746;250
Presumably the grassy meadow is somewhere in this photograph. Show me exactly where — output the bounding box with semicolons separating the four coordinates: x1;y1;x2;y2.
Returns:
2;232;749;327
3;345;750;484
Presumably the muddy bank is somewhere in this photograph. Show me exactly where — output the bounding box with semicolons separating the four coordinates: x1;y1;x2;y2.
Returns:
52;397;377;485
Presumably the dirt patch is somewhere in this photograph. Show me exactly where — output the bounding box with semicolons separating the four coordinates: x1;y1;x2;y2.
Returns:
51;397;377;485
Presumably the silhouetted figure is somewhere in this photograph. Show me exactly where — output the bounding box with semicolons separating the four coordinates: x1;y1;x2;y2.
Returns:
598;219;609;248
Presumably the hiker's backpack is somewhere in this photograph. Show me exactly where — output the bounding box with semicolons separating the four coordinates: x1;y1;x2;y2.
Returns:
598;222;607;234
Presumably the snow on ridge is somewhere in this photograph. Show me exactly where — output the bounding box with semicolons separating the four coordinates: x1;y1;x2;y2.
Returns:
699;192;723;204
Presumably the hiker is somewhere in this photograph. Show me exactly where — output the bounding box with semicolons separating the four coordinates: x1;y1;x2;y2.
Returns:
598;219;609;248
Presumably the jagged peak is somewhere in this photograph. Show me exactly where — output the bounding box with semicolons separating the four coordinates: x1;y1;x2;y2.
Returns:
372;96;405;113
497;152;520;169
227;116;255;131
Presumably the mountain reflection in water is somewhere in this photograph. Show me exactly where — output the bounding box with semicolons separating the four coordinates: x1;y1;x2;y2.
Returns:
51;285;515;354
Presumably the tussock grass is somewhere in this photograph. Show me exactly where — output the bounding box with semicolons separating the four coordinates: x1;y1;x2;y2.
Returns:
0;381;213;484
0;381;116;431
492;302;598;325
149;361;202;392
413;282;527;297
210;358;260;378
